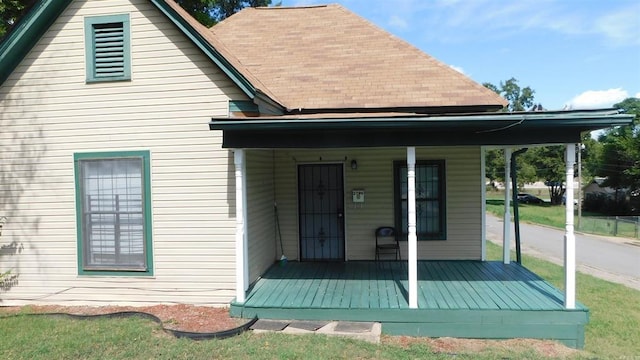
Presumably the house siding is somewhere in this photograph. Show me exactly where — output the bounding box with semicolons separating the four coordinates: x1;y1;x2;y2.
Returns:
246;150;276;283
0;0;247;305
273;147;482;260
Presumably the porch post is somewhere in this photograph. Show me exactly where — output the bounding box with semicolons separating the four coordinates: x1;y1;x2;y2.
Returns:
407;147;418;308
481;146;487;261
234;149;249;303
564;144;576;309
503;148;512;264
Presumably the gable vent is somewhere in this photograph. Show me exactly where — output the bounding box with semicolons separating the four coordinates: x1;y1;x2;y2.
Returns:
92;22;125;78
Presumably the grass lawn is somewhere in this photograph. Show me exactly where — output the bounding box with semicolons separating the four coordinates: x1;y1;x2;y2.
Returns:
1;242;638;359
486;192;640;239
485;242;640;358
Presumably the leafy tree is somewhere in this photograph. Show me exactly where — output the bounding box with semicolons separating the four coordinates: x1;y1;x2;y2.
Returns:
175;0;271;27
597;98;640;200
482;77;535;112
526;146;567;204
0;0;36;39
483;78;538;190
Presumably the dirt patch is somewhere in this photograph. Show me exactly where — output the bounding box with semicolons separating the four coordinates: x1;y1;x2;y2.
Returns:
0;304;246;333
384;335;581;358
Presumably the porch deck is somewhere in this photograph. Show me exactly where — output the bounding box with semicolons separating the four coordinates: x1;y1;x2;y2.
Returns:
230;261;589;348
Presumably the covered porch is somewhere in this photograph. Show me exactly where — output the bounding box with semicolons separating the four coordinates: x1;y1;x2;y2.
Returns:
230;260;588;348
212;109;632;350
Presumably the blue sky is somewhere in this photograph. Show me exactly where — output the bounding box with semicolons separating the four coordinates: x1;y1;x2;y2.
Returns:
285;0;640;110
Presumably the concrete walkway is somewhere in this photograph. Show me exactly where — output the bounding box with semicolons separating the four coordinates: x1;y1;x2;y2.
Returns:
250;319;381;343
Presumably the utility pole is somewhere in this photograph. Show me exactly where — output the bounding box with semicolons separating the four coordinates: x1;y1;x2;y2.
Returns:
577;143;582;228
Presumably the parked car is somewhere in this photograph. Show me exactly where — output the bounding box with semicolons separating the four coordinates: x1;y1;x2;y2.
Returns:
561;195;578;205
517;193;544;204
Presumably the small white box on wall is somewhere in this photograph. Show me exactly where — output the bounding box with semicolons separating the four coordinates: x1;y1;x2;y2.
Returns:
352;189;365;203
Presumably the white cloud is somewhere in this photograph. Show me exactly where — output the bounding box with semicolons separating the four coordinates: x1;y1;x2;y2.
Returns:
388;15;408;30
449;65;465;74
564;88;628;110
635;92;640;99
595;5;640;46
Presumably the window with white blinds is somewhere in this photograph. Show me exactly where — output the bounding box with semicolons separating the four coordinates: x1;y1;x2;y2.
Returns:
74;151;153;276
85;14;131;82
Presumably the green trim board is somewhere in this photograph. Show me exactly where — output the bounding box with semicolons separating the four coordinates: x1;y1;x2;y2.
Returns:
229;100;259;113
74;150;154;276
0;0;74;86
84;14;131;83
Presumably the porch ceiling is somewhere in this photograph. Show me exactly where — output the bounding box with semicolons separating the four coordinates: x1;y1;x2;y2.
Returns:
210;109;633;148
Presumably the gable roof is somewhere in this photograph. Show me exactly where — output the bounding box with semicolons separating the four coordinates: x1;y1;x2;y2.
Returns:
0;0;73;85
210;4;507;113
1;1;505;114
0;0;261;102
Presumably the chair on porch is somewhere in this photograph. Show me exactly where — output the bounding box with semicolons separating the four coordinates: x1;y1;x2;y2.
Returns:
375;226;400;261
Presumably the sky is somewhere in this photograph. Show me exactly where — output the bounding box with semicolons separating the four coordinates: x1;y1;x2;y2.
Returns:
285;0;640;111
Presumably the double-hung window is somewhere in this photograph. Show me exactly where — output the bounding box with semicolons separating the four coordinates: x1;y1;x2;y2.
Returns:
394;160;446;240
74;151;153;275
85;14;131;82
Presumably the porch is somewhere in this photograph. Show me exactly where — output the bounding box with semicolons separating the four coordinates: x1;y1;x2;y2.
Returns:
230;260;589;348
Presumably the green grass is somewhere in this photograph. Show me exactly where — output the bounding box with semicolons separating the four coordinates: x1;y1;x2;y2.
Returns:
486;242;640;358
0;314;524;360
486;196;639;239
486;198;568;228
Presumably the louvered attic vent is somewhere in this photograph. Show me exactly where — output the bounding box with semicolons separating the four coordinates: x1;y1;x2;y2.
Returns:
93;23;125;78
85;14;131;82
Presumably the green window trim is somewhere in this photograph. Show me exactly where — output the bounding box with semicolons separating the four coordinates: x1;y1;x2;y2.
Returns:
84;14;131;83
394;160;447;241
74;150;153;276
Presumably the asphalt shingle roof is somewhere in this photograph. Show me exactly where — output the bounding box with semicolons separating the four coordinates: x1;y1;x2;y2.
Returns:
167;1;506;112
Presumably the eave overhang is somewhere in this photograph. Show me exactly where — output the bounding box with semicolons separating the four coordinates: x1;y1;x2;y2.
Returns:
209;109;634;148
150;0;257;100
0;0;73;86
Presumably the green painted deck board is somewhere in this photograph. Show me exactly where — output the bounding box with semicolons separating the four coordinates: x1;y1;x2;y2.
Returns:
240;261;582;312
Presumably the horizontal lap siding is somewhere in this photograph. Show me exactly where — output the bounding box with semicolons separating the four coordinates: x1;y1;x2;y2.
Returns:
0;0;245;305
273;147;482;261
246;150;276;282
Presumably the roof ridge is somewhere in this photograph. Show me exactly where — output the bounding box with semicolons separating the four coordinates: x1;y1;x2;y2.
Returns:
250;4;331;10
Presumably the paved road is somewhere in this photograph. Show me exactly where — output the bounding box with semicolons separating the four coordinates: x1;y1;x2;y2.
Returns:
486;214;640;290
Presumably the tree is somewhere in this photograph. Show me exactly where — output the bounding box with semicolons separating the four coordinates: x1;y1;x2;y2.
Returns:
597;98;640;202
482;77;535;112
0;0;36;39
483;78;538;190
174;0;271;27
526;146;567;205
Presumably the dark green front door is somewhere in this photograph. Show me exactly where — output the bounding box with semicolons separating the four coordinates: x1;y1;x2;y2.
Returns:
298;164;345;261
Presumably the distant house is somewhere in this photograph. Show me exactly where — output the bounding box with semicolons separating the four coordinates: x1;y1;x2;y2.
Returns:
0;0;632;347
584;177;619;198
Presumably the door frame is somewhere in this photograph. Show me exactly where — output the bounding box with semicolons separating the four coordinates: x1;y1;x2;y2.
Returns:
296;162;347;261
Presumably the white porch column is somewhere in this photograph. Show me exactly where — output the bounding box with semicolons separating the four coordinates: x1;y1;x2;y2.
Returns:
407;147;418;308
480;146;487;261
234;149;249;303
503;148;512;264
564;144;576;309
